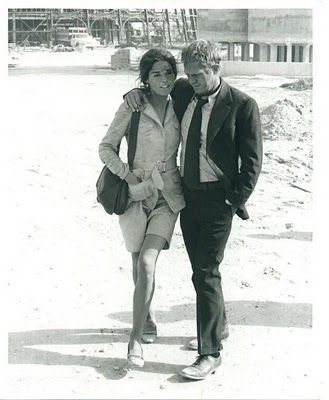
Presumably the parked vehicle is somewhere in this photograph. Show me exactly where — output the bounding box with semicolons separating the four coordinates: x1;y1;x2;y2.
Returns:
54;27;98;49
8;50;20;68
52;44;74;52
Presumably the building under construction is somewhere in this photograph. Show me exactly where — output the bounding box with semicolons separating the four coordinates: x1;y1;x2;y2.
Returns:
8;8;312;71
7;8;197;48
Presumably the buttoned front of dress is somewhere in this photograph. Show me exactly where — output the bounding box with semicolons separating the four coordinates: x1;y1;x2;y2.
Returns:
133;101;180;169
99;99;185;213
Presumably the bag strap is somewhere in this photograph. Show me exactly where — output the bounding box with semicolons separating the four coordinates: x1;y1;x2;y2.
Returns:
127;111;140;167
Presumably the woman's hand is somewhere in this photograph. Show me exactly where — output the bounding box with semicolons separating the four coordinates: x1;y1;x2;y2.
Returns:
124;89;146;112
125;171;141;185
127;178;156;202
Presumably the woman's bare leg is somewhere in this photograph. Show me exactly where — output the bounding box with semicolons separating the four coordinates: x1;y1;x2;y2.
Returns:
129;234;166;350
131;252;156;325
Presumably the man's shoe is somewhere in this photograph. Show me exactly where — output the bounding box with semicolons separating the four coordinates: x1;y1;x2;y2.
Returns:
187;324;229;350
180;355;222;380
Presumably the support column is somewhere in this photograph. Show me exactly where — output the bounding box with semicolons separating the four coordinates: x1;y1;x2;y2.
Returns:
103;18;108;45
299;45;304;62
228;42;234;61
286;42;292;62
126;21;132;45
309;44;313;63
253;44;260;61
270;44;277;62
242;43;250;61
304;44;311;62
277;45;286;62
108;20;113;44
259;44;268;61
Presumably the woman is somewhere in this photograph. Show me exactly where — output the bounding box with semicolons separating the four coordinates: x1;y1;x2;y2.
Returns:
99;48;185;367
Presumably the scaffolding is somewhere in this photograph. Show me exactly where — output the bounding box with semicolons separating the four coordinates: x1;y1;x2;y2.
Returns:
8;8;198;48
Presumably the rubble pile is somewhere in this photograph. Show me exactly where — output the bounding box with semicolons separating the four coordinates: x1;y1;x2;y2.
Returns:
110;48;131;70
280;78;313;91
261;99;312;141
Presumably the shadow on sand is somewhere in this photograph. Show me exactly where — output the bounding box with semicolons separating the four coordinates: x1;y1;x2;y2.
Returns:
8;300;312;380
248;231;312;242
108;300;312;328
8;327;187;380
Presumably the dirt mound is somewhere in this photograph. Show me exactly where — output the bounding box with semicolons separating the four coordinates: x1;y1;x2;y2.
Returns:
261;99;311;141
280;78;313;91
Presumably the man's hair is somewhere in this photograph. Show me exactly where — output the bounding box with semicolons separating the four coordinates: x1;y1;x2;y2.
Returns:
181;39;221;71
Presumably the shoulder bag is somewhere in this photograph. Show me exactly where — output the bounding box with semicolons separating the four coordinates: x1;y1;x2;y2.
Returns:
96;111;140;215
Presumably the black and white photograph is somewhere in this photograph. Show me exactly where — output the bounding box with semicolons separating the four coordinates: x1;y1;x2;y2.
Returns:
2;1;328;399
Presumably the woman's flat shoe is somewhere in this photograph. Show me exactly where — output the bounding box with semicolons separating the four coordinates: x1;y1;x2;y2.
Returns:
141;321;157;344
127;343;144;368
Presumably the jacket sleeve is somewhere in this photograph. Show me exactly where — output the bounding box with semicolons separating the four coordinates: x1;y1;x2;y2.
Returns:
98;102;132;180
171;78;195;122
229;97;263;207
171;77;194;101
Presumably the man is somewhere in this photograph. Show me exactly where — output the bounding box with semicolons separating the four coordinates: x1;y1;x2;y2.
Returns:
125;40;262;380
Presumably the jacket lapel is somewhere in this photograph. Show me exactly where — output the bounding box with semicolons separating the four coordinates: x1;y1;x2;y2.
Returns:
143;103;162;126
143;98;175;127
206;80;233;152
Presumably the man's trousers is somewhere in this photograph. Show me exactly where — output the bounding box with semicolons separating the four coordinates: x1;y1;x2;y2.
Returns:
180;183;234;355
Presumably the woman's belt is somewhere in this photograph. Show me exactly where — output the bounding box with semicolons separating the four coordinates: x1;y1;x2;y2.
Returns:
133;158;177;173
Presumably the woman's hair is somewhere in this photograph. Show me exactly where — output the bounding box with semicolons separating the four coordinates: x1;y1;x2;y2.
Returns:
139;48;177;86
181;39;221;72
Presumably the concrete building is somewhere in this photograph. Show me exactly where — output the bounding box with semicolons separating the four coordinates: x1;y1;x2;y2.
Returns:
197;9;312;63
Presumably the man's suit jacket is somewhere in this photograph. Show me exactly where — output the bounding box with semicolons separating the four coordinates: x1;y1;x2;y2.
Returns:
171;77;263;220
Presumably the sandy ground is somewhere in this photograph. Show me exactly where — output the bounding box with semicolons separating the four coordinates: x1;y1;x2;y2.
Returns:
1;47;325;399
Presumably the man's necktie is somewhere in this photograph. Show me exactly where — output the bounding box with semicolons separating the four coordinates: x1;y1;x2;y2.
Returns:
183;97;209;190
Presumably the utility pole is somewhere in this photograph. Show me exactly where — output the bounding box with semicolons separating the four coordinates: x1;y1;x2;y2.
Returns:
104;18;108;45
117;9;122;44
165;9;172;47
189;9;197;40
180;9;188;43
85;9;90;31
144;9;150;46
12;9;17;45
46;9;54;47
